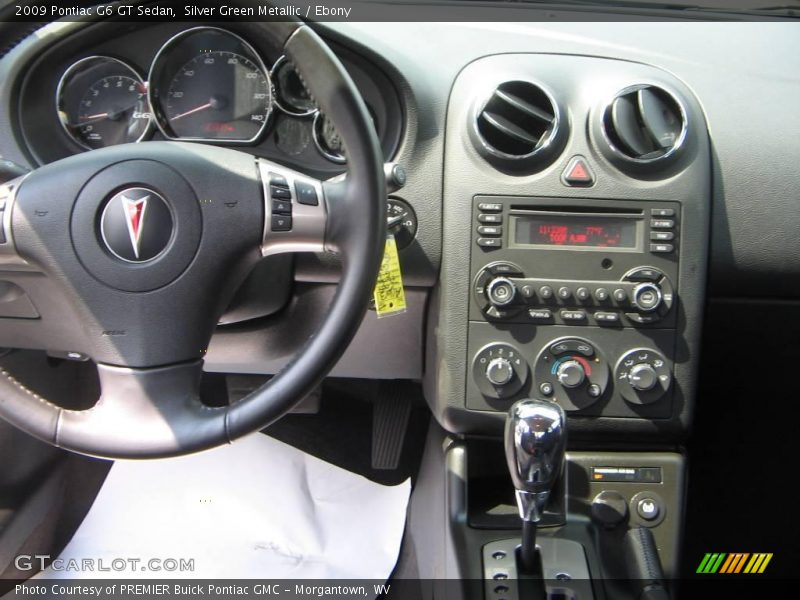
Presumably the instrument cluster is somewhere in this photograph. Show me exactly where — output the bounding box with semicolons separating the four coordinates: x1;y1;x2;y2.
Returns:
55;26;347;163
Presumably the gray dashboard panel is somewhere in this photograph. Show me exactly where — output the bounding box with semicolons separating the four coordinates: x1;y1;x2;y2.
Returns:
429;53;710;438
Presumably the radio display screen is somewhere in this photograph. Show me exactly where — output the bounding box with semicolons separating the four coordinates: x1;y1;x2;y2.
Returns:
512;215;638;249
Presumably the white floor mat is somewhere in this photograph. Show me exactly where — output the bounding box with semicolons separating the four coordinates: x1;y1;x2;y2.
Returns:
40;434;411;579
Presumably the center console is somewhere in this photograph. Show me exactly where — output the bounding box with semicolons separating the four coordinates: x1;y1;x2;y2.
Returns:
424;52;711;596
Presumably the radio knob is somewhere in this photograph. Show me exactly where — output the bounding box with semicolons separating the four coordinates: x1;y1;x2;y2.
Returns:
631;283;663;313
556;359;586;389
486;357;515;386
628;363;658;391
486;277;517;307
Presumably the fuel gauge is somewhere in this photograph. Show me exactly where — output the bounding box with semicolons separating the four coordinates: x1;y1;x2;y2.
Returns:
57;56;152;149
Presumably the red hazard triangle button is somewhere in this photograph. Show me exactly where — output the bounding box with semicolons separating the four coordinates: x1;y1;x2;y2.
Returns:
561;155;595;187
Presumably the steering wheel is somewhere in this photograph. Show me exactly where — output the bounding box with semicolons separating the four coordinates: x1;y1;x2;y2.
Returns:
0;21;386;458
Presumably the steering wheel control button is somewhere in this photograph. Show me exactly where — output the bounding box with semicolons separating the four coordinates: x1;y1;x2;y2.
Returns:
269;173;288;187
270;186;291;200
295;180;319;206
272;199;292;215
271;215;292;232
561;155;595;187
616;348;672;405
100;187;173;263
591;491;629;528
472;343;529;399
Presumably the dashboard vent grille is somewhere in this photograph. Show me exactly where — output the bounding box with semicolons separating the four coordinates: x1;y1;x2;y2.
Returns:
603;85;686;163
472;81;561;168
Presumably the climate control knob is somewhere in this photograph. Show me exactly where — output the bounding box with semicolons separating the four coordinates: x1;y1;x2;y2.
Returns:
556;359;586;388
486;277;517;307
627;363;658;391
486;357;515;386
631;283;663;313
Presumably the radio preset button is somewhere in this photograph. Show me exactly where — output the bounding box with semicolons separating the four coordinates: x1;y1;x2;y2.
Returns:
477;237;502;248
477;225;503;236
557;286;572;300
539;285;554;300
478;213;502;224
651;219;675;229
613;288;628;303
478;202;502;212
520;285;535;299
594;287;609;302
576;286;590;301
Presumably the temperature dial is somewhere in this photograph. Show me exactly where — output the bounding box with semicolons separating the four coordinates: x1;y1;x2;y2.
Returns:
472;343;529;399
556;359;586;388
615;348;671;405
534;337;610;411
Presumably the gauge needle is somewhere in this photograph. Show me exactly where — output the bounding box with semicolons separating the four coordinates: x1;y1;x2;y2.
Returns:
81;112;109;120
170;102;213;121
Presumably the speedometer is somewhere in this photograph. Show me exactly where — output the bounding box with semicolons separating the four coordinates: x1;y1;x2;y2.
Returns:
149;27;272;143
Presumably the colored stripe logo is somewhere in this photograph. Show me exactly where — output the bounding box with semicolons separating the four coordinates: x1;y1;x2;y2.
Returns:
696;553;773;574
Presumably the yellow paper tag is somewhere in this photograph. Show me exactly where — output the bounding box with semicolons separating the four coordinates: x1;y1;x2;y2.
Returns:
373;235;407;318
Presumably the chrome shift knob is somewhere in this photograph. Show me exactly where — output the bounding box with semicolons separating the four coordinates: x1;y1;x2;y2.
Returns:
504;399;567;523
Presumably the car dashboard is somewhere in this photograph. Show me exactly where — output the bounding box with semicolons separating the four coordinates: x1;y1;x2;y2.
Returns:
0;5;799;590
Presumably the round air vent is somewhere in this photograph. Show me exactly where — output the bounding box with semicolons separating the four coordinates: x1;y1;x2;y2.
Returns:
601;84;687;165
470;81;565;172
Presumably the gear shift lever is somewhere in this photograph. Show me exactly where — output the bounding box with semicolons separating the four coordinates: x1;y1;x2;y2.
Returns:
504;399;567;573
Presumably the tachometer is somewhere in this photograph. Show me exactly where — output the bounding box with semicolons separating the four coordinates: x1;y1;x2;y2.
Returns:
149;27;272;143
57;56;151;149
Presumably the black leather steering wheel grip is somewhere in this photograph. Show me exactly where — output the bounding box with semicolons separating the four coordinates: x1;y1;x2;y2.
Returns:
0;23;386;458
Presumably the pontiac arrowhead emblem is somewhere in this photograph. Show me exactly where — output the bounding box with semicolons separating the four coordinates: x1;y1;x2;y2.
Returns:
100;187;173;262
